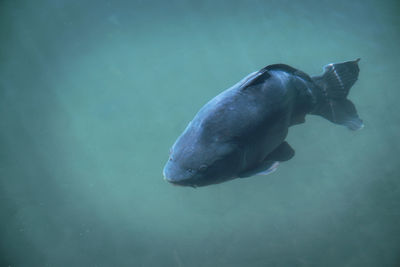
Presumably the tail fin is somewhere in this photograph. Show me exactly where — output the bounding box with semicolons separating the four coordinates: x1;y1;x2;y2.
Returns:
311;59;364;130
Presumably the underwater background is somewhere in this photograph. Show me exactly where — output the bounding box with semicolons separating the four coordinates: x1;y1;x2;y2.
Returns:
1;0;399;266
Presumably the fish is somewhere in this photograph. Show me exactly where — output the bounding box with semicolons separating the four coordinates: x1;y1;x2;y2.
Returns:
163;59;363;187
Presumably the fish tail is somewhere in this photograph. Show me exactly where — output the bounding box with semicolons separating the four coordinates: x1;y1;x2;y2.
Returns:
310;58;364;130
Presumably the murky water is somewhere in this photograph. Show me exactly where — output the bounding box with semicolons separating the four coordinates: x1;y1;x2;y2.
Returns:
1;0;399;266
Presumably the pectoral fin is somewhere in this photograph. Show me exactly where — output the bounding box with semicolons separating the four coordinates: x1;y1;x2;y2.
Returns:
238;142;295;178
256;161;280;176
265;141;295;162
238;160;278;178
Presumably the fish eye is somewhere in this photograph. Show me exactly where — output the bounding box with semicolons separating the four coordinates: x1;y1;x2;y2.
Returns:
199;164;208;172
187;168;194;173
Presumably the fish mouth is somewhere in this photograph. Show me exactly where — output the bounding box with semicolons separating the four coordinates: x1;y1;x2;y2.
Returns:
163;175;198;188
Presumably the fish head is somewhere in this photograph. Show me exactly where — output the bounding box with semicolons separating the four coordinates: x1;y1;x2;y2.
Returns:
163;125;241;187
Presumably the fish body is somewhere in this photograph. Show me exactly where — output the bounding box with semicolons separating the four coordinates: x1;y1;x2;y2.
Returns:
163;60;362;187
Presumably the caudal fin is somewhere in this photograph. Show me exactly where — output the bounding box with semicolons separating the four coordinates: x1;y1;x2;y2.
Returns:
311;59;364;130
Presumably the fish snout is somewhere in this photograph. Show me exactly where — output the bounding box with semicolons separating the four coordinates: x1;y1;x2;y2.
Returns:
163;161;187;182
163;161;197;187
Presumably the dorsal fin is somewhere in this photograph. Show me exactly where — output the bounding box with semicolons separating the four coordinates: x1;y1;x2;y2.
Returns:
239;63;314;90
264;64;299;73
265;64;313;82
239;69;271;89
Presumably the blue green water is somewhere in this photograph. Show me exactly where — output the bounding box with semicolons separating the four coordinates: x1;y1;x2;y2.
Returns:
1;0;399;266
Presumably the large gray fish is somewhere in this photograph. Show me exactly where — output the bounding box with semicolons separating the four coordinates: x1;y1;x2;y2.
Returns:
163;59;363;187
